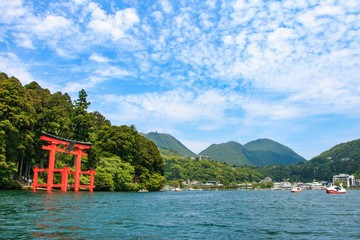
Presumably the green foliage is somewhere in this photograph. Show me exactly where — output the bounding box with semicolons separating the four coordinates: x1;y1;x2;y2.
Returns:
0;74;36;185
0;160;20;189
142;132;195;156
71;89;92;142
200;141;254;166
158;147;182;157
0;71;165;191
199;139;305;167
92;124;164;190
315;139;360;162
164;157;265;185
95;156;136;191
252;181;274;189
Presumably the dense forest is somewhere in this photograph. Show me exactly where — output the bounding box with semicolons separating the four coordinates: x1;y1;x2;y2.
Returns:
0;72;164;190
164;156;265;188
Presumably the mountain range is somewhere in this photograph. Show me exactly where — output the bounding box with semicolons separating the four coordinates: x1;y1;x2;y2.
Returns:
142;132;306;166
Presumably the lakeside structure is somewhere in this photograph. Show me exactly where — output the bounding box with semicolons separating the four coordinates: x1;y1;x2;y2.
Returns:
170;174;357;191
332;174;356;187
274;173;357;190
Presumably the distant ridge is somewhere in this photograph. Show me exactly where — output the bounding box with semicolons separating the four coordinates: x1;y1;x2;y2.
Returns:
199;139;306;166
142;132;196;156
143;132;306;166
199;141;254;166
244;139;306;166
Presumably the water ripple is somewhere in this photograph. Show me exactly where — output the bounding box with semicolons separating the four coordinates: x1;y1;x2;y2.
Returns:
0;190;359;239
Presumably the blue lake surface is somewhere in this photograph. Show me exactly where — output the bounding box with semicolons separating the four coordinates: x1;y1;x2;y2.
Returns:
0;190;359;239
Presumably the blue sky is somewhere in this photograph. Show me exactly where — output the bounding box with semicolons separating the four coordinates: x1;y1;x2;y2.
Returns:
1;0;359;159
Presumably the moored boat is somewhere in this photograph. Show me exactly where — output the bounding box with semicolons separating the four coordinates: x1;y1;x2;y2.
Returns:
326;184;346;194
290;187;302;193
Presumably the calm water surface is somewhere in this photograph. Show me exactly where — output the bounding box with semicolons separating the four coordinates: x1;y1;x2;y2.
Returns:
0;190;359;239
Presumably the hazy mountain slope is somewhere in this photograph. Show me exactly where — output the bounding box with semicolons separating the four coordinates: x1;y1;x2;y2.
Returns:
142;132;195;156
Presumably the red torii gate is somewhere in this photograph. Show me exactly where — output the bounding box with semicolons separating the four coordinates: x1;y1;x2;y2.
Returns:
32;132;95;192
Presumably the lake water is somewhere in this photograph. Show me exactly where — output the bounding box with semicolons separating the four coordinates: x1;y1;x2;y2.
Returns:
0;190;359;239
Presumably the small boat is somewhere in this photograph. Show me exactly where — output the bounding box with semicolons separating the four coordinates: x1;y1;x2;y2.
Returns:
138;189;149;193
290;187;302;193
174;187;181;192
326;184;346;194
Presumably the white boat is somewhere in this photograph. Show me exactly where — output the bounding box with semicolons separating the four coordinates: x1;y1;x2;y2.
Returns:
326;184;346;194
290;187;302;193
138;189;149;193
174;187;181;192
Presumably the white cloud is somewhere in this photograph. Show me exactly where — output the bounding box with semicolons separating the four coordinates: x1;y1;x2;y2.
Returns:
314;5;344;16
242;101;302;123
55;47;74;58
160;0;172;14
95;66;130;78
297;11;319;28
14;33;34;49
289;78;360;115
0;0;28;23
87;3;139;41
101;89;245;127
89;53;109;63
152;11;163;23
32;15;72;37
0;52;36;85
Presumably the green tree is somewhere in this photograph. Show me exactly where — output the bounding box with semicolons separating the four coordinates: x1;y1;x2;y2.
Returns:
92;124;164;190
95;156;137;191
0;73;35;183
71;89;92;142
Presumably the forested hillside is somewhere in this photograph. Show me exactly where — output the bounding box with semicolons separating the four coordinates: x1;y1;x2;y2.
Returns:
164;157;266;187
0;72;165;190
142;132;195;156
244;139;306;166
199;139;305;166
312;139;360;161
165;139;360;184
200;141;254;166
258;139;360;182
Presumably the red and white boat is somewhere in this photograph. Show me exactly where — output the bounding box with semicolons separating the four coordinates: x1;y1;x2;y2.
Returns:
290;187;302;193
326;184;346;194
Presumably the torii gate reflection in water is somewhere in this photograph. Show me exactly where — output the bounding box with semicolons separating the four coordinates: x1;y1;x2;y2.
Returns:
32;132;95;192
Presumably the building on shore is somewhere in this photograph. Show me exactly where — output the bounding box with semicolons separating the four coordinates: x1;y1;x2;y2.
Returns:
273;181;292;190
332;174;356;187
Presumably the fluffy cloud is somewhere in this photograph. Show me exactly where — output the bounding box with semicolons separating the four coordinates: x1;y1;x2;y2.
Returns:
87;3;139;41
